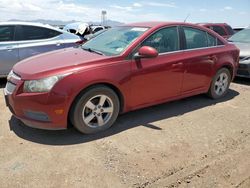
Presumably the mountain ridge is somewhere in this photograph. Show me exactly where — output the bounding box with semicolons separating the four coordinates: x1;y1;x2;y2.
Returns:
7;19;124;27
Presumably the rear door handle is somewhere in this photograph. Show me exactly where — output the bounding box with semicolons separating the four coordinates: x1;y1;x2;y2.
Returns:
172;62;183;68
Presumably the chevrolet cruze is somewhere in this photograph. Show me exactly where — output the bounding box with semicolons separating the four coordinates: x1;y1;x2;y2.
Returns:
4;22;239;134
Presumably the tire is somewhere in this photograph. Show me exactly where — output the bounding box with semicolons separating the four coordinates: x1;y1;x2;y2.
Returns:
207;68;231;99
71;86;120;134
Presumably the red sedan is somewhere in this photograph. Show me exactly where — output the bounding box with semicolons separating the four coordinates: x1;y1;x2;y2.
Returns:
4;22;239;134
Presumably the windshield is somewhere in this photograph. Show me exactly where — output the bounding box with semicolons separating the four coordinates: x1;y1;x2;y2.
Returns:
82;26;149;56
229;28;250;43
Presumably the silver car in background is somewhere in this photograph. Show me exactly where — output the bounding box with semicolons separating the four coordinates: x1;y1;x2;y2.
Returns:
0;22;82;77
229;27;250;78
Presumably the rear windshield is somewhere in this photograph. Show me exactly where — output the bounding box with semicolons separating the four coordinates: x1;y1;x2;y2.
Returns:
229;28;250;43
225;25;235;35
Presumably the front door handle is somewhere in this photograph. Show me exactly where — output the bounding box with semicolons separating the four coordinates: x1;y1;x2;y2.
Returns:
172;62;183;68
56;42;61;46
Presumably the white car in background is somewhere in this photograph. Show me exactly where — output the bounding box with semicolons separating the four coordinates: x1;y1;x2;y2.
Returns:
0;21;82;77
63;22;106;37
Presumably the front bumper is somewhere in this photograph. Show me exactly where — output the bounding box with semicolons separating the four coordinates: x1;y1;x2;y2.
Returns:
4;81;69;130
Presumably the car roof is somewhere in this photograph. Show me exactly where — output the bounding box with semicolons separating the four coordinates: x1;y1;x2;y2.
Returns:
123;21;200;28
0;21;63;32
197;23;230;26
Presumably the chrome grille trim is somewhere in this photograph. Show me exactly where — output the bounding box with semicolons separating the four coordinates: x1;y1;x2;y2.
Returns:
5;82;16;95
7;70;21;81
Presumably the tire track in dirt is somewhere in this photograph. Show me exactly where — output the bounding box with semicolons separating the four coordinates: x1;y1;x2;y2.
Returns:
135;131;250;188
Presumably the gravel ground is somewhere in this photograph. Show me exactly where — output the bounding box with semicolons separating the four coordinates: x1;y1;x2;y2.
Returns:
0;78;250;188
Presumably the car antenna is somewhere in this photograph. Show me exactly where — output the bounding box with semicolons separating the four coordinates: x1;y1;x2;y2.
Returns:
184;13;190;22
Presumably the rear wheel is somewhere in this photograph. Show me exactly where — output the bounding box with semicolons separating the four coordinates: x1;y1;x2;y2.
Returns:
71;86;120;134
207;68;231;99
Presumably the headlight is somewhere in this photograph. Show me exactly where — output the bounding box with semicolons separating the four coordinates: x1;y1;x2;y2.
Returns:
24;75;65;93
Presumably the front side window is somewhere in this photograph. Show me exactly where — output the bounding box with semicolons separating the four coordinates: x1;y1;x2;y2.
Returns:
183;27;208;49
20;26;61;41
212;26;226;36
82;26;149;56
0;26;15;42
141;27;179;53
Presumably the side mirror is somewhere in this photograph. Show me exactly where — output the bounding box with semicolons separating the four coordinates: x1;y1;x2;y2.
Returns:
134;46;158;59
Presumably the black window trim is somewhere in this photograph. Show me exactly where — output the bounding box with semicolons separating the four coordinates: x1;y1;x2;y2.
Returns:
15;25;62;41
180;26;226;52
181;26;210;50
127;25;226;60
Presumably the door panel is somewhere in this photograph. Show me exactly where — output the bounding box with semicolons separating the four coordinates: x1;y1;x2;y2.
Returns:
130;53;184;107
18;36;64;60
129;26;184;107
181;26;214;93
0;25;19;76
0;43;19;76
181;50;214;93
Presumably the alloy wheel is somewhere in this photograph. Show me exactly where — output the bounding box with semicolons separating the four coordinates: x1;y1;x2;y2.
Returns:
214;72;229;96
82;95;114;128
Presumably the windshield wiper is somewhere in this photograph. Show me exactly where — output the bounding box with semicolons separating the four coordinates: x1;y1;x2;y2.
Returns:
82;47;104;55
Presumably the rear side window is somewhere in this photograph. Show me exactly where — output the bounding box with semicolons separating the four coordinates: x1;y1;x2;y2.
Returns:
207;34;217;46
207;33;224;46
142;26;179;53
19;26;61;41
212;26;226;36
183;27;208;49
0;26;15;42
225;25;234;35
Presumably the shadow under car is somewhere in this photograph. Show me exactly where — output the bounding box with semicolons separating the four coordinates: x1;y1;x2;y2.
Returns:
9;89;239;146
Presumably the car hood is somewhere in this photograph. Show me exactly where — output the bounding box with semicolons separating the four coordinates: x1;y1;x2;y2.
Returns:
233;42;250;57
13;47;110;79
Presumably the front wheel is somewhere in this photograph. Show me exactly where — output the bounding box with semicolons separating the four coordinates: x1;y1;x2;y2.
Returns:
207;68;231;99
71;86;120;134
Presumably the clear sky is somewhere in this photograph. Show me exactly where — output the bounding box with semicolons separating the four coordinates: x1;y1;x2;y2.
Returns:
0;0;249;27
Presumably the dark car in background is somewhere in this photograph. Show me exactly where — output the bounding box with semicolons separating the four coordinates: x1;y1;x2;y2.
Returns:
198;23;234;39
229;27;250;78
233;27;246;33
5;22;239;134
0;22;82;77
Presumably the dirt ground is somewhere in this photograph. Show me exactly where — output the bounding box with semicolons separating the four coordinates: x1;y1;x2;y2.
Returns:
0;78;250;188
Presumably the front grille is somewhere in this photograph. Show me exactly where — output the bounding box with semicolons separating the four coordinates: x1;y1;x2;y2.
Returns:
5;82;17;94
12;71;21;80
7;70;21;81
